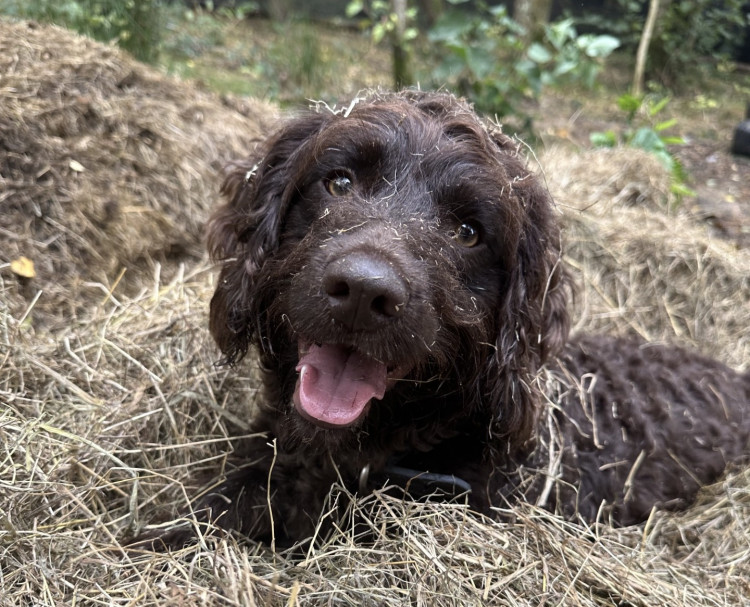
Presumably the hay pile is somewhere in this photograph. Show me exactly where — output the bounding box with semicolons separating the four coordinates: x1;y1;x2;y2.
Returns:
1;20;749;607
0;265;750;607
3;264;749;606
0;19;277;328
542;146;750;368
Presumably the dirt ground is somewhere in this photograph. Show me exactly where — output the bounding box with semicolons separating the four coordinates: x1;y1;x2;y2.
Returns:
677;139;750;247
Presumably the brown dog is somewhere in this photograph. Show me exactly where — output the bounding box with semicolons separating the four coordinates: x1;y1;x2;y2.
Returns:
138;90;750;548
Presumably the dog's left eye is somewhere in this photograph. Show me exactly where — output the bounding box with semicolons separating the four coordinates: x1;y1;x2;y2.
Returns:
452;222;480;247
324;174;354;197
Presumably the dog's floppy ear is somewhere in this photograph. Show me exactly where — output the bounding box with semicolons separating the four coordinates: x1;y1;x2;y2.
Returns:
483;129;570;450
207;112;330;364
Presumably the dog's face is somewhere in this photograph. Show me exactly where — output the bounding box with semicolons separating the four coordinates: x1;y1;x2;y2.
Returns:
208;91;568;453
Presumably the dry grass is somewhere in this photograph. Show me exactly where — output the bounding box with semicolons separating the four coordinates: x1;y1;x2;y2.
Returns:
2;263;749;606
1;19;749;607
542;146;750;368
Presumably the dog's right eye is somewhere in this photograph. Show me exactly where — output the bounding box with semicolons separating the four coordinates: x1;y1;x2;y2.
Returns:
324;173;354;197
452;222;481;248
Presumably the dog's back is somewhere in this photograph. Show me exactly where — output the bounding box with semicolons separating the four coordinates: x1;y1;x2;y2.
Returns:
508;334;750;525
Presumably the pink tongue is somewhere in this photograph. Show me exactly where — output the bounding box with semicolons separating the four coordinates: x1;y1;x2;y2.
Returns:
293;343;387;427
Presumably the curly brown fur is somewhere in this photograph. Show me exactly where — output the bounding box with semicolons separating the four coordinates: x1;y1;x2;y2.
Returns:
133;91;750;549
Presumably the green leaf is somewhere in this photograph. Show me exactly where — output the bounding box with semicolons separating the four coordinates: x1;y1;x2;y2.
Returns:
654;118;677;132
579;63;598;89
372;23;386;44
617;94;641;114
514;57;536;78
554;59;577;76
404;27;418;41
465;46;496;79
672;157;689;183
540;71;556;87
546;18;576;50
590;130;617;147
527;43;552;63
345;1;363;18
671;181;695;198
630;127;664;152
580;34;620;57
489;4;509;17
428;10;474;43
445;42;468;59
648;96;670;117
656;150;675;171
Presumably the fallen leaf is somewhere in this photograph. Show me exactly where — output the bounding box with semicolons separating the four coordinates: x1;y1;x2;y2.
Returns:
11;256;36;278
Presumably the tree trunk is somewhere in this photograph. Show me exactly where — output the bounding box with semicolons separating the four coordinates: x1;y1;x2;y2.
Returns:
265;0;291;22
391;0;413;89
632;0;662;96
416;0;442;28
514;0;553;42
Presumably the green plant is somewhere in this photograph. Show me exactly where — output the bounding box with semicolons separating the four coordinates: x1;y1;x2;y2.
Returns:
590;94;693;198
347;0;418;47
426;3;524;119
0;0;163;63
426;2;618;129
346;0;419;87
518;19;621;94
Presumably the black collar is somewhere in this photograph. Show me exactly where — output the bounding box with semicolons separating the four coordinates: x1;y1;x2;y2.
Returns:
360;462;473;500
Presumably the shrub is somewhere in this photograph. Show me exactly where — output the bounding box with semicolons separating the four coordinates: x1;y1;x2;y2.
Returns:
425;2;618;130
577;0;749;86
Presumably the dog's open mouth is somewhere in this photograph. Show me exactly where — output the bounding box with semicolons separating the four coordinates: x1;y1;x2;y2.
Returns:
293;341;393;428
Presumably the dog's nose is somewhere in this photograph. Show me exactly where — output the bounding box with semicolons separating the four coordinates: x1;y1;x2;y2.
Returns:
323;252;409;331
